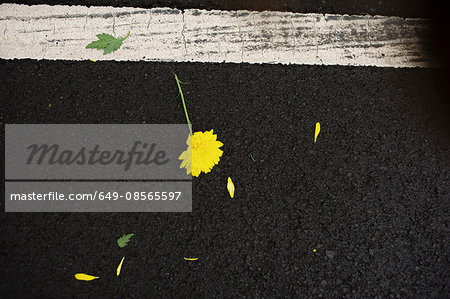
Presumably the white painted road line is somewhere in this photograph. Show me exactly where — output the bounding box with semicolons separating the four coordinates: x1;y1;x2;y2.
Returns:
0;3;434;67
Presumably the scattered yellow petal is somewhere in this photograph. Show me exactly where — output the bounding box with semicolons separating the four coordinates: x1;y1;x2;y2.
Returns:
227;177;235;198
116;256;125;276
314;122;321;143
184;257;198;261
90;59;97;62
313;249;317;252
74;273;99;281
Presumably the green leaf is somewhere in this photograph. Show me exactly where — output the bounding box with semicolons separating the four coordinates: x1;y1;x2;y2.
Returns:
86;31;130;55
117;233;134;248
103;40;123;55
96;33;116;41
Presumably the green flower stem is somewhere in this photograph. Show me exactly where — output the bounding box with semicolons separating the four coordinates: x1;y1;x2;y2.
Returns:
121;31;131;41
173;72;192;136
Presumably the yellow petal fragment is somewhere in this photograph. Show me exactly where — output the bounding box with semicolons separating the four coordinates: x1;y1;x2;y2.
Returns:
314;122;321;143
116;257;125;276
90;59;97;62
74;273;99;281
313;249;317;252
227;177;235;198
184;257;198;261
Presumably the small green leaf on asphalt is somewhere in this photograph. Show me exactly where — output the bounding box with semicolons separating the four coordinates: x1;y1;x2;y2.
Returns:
117;233;134;248
86;31;130;55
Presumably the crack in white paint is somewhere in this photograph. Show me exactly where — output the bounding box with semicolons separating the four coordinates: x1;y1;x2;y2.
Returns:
112;12;116;35
313;15;319;59
146;13;151;30
181;11;187;56
236;12;244;62
83;14;87;31
289;16;296;61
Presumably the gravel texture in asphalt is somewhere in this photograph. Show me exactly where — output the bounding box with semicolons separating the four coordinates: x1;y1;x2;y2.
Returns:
1;60;449;297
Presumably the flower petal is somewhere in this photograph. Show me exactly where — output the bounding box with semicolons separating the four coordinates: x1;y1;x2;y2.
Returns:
314;122;321;143
74;273;99;281
184;257;198;261
178;134;193;175
227;177;235;198
116;257;125;276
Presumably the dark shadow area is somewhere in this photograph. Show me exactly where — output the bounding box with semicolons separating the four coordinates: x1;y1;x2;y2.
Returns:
423;1;450;139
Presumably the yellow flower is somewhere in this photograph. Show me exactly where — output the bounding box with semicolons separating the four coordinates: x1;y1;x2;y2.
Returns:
179;130;223;177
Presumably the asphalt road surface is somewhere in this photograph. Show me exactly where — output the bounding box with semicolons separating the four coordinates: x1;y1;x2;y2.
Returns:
1;0;449;298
